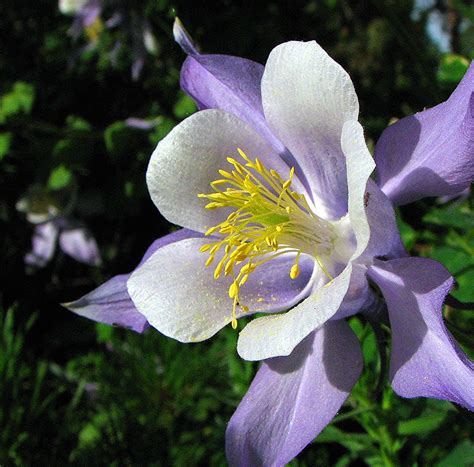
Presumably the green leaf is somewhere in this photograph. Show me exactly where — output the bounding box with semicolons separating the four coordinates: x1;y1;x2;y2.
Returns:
173;92;197;119
95;323;114;343
436;440;474;467
437;54;470;85
0;132;12;160
316;425;375;453
397;411;449;435
104;121;139;159
148;117;176;145
0;81;35;122
66;115;92;131
47;165;72;191
423;206;474;230
397;214;418;251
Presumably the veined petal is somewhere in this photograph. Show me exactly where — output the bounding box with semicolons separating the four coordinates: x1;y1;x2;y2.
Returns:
237;121;375;361
127;238;314;343
237;264;353;360
64;229;199;332
180;55;288;157
64;274;149;333
262;41;359;218
332;264;374;320
147;109;301;233
341;121;403;261
368;257;474;410
59;227;101;266
375;64;474;205
226;321;363;466
174;17;289;160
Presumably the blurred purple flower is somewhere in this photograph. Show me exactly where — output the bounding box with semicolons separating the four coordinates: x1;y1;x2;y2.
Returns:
125;117;161;130
59;0;103;41
59;0;158;80
25;217;101;269
67;19;474;465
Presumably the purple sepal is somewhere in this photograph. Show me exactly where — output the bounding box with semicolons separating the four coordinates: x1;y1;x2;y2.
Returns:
25;222;59;268
173;18;198;55
369;257;474;410
59;227;102;266
375;64;474;205
65;229;200;332
225;321;363;466
64;274;149;333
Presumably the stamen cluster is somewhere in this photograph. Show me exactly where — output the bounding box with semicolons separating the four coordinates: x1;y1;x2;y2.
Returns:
198;149;334;328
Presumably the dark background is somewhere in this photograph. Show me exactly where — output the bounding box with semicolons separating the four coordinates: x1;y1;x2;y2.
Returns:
1;0;473;465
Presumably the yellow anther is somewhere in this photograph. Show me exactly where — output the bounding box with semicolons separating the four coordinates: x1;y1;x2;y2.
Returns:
270;169;282;180
205;256;215;267
239;274;249;286
205;202;222;210
224;261;234;276
210;244;220;255
237;147;251;163
205;225;219;236
231;318;238;329
214;258;226;279
199;244;211;253
218;169;232;178
290;263;300;280
229;282;238;299
240;263;255;275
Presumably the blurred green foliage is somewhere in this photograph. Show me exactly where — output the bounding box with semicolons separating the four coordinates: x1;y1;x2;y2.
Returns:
0;0;473;465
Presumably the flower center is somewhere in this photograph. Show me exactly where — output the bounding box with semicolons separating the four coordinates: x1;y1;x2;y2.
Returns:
198;148;335;329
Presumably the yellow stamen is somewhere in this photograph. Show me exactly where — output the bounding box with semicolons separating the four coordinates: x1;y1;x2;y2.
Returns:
198;149;335;328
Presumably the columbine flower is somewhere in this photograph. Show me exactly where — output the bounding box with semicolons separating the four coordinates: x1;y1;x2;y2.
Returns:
60;0;159;80
59;0;103;42
17;189;101;269
67;20;474;465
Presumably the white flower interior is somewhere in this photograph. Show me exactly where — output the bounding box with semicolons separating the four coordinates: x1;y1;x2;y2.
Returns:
198;148;354;328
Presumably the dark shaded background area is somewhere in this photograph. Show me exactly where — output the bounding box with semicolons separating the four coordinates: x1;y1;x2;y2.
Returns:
1;0;473;465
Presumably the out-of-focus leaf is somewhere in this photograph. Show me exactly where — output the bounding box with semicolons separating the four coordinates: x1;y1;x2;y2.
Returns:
47;165;72;191
0;132;12;160
437;54;470;85
452;0;474;23
104;121;140;159
95;323;114;344
423;206;474;230
66;115;92;131
0;82;35;122
397;214;418;251
397;411;449;435
316;425;375;453
148;117;175;145
436;440;474;467
173;92;197;119
53;137;94;166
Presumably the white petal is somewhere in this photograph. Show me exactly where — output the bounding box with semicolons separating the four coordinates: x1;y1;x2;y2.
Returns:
237;264;353;360
262;41;359;218
147;109;296;233
127;237;314;343
341;120;376;260
237;121;376;361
